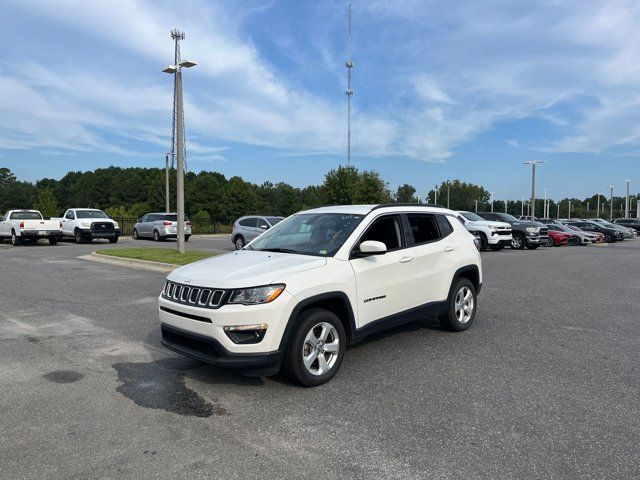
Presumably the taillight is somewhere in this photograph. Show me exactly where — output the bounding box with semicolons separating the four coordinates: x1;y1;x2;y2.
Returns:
20;221;24;229
163;221;172;226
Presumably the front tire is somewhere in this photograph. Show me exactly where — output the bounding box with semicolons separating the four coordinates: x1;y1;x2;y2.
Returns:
510;234;525;250
109;236;119;244
478;233;489;251
74;229;85;244
439;278;477;332
234;235;245;250
570;236;580;246
285;308;346;387
132;229;139;240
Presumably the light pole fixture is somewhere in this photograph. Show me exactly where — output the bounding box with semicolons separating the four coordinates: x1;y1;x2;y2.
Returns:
623;179;632;218
524;160;545;222
163;33;197;255
607;185;615;221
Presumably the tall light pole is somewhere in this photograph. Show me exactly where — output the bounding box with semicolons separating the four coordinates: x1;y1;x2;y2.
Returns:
504;200;508;214
434;185;438;205
164;152;175;212
556;203;560;219
596;194;601;218
623;179;632;218
568;200;572;219
474;199;478;212
521;197;525;216
524;160;545;222
164;30;196;254
586;202;590;215
607;185;615;221
490;192;495;212
543;189;548;218
446;180;450;209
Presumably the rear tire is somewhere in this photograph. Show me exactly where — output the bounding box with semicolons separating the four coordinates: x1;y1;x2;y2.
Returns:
285;308;346;387
439;278;477;332
234;235;245;250
11;232;21;246
153;230;162;242
48;237;58;246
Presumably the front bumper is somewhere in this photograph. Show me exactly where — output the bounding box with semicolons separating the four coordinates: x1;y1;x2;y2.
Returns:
78;228;121;239
488;233;512;245
161;323;282;376
524;234;549;245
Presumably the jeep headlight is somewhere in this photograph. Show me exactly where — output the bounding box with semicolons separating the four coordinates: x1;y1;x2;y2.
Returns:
228;284;285;305
526;227;539;233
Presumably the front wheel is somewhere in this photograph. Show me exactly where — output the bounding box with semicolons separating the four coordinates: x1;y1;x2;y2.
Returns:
132;229;139;240
510;234;525;250
234;235;245;250
74;229;85;244
439;279;477;332
478;233;489;251
285;308;346;387
570;236;580;246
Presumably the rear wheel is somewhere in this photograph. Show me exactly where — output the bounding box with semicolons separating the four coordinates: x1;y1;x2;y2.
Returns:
510;234;525;249
153;230;162;242
234;235;245;250
48;237;58;246
439;278;477;332
11;232;21;246
285;308;346;387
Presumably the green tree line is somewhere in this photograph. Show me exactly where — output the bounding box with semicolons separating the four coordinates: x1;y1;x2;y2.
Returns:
1;166;637;222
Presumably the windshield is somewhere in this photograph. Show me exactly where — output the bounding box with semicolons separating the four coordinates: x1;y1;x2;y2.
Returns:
496;213;519;222
267;216;284;225
249;213;364;257
10;211;43;220
460;211;484;222
76;210;109;219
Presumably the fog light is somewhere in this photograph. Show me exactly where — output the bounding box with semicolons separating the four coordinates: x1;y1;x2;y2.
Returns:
223;324;268;344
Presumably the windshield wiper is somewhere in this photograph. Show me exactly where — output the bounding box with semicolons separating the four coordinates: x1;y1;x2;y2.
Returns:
257;248;299;254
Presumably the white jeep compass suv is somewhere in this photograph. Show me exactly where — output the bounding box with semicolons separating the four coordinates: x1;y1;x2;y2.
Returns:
158;204;482;386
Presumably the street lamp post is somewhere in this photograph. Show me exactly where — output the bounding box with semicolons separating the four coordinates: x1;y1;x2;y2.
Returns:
586;202;590;215
164;152;175;213
490;192;495;213
524;161;545;222
543;189;548;218
568;200;571;219
163;49;196;254
556;203;560;219
521;197;525;217
446;181;450;209
434;185;438;205
474;199;478;212
623;179;632;218
504;200;508;214
596;194;600;218
607;185;615;222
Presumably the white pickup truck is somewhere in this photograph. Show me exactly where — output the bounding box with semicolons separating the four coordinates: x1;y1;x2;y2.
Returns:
455;210;513;251
54;208;120;243
0;210;63;246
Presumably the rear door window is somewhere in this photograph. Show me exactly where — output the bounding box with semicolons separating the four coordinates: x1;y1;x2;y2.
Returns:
407;214;441;245
239;218;258;228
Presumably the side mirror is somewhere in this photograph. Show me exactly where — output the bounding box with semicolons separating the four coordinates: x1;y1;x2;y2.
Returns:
358;240;387;256
260;224;269;230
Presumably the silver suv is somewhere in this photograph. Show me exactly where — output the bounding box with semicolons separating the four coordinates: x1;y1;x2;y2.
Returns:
231;215;284;249
133;213;192;242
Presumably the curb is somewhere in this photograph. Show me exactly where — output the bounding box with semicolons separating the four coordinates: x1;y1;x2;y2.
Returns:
78;252;176;273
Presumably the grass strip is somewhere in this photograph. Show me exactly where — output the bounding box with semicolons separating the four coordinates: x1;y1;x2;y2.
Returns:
96;248;218;266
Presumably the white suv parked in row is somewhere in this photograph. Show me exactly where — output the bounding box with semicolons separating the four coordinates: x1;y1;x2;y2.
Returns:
455;211;512;251
158;205;482;386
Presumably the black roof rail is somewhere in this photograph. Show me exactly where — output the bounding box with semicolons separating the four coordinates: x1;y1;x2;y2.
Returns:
370;203;447;211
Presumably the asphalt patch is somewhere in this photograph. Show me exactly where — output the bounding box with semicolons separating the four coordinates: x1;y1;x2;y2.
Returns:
43;370;84;384
112;358;226;418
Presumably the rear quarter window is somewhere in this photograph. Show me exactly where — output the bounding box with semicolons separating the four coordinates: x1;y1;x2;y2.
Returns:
436;215;453;238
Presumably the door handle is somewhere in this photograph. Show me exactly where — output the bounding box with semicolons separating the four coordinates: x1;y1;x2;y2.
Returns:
444;246;456;252
399;256;414;263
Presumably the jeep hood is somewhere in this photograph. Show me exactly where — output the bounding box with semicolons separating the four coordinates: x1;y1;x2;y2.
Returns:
168;250;326;288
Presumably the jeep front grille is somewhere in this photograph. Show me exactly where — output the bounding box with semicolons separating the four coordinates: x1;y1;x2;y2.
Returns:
162;281;225;309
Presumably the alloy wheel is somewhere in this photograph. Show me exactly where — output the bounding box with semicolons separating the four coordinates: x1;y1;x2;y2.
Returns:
302;322;340;376
511;236;523;249
455;286;475;324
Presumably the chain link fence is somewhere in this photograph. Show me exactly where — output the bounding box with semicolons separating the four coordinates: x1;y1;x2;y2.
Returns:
113;218;232;236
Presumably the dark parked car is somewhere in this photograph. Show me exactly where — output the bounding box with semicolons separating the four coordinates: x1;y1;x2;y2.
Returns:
613;218;640;232
565;221;623;243
477;212;549;249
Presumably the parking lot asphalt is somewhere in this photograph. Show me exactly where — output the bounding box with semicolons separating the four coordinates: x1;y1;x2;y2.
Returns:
1;239;639;479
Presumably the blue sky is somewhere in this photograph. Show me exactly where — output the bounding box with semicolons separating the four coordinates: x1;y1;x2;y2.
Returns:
1;0;639;201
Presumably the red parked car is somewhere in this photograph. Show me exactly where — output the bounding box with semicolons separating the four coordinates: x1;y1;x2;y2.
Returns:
547;229;571;246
